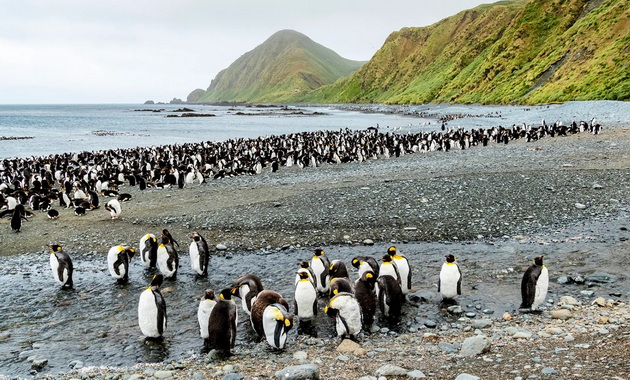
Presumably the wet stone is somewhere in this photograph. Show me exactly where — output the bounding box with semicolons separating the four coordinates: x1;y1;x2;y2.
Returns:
274;364;320;380
376;364;408;376
424;320;437;328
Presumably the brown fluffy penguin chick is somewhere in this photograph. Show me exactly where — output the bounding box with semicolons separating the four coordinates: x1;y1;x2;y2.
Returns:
250;290;289;339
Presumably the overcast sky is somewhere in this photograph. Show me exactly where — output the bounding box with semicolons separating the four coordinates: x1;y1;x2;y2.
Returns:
0;0;491;104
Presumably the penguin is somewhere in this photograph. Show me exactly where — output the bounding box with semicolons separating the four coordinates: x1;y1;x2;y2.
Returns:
11;204;28;232
105;198;121;219
324;292;362;339
519;256;549;312
162;229;179;248
107;245;135;284
438;254;462;301
295;261;316;287
377;275;404;324
74;206;86;216
387;246;412;294
197;289;217;349
157;235;178;279
294;271;318;325
250;290;290;339
329;259;349;280
189;231;210;277
330;277;354;296
138;274;167;339
117;193;132;202
310;248;330;294
261;302;293;350
48;244;73;289
230;274;264;315
47;209;59;220
139;233;159;269
354;271;377;331
207;288;238;356
351;255;380;278
378;254;400;284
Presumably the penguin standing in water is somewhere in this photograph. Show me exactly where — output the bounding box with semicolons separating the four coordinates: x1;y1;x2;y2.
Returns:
107;245;136;284
438;254;462;302
10;204;28;232
105;198;122;219
231;274;264;315
197;289;217;349
378;254;400;283
330;277;354;296
157;234;178;279
377;275;404;324
295;261;316;287
351;255;380;278
138;274;167;340
520;256;549;312
387;246;412;294
294;271;318;326
207;288;238;356
250;290;293;349
139;234;159;270
325;292;362;339
189;231;210;277
49;244;73;289
310;249;330;294
354;271;377;331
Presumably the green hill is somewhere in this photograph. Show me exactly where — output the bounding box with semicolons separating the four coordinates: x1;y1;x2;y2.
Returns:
296;0;629;104
194;30;365;103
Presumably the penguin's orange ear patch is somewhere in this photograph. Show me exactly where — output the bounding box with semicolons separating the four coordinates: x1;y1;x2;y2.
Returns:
366;273;373;279
56;246;62;251
284;319;291;327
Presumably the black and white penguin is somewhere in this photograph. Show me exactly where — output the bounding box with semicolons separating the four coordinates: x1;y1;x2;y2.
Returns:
519;256;549;312
325;292;362;339
250;290;293;349
156;235;178;279
378;254;400;283
117;193;132;202
139;233;159;269
387;246;412;294
230;274;264;315
354;270;377;331
295;261;316;287
310;248;330;294
48;244;73;289
11;204;28;232
329;259;349;280
47;209;59;220
162;229;179;248
197;289;217;349
351;255;380;278
377;275;404;324
294;271;317;324
438;254;462;301
107;245;136;284
138;274;167;339
330;277;354;296
189;231;209;276
105;198;122;219
207;288;238;355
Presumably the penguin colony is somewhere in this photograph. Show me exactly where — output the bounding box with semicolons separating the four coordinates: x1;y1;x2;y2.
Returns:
1;118;568;355
1;117;600;234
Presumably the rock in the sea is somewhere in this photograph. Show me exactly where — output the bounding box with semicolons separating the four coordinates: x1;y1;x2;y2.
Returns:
455;374;480;380
459;335;491;357
275;364;320;380
551;309;573;320
31;358;48;371
375;364;408;376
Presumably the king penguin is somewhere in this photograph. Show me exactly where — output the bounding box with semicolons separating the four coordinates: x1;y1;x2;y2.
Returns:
107;245;135;284
157;234;178;279
105;198;122;219
294;271;318;326
351;255;380;278
387;246;412;294
138;274;167;340
250;290;293;349
438;254;462;302
295;261;316;287
189;231;210;276
377;275;404;324
207;288;238;356
325;292;362;339
139;233;159;270
354;270;377;331
520;256;549;312
198;289;217;349
230;274;264;315
310;248;330;294
49;244;73;289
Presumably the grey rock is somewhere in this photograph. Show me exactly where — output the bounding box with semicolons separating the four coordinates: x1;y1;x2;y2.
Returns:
275;364;320;380
455;375;480;380
585;273;617;283
447;305;463;315
31;358;48;371
126;375;143;380
575;203;587;209
424;320;437;328
407;370;427;378
465;312;476;318
375;364;408;376
471;319;492;329
154;371;174;379
556;276;572;284
438;342;456;354
363;239;374;246
223;374;244;380
580;290;594;297
68;360;84;369
216;244;228;251
541;368;558;374
358;377;378;380
460;335;491;357
336;355;349;361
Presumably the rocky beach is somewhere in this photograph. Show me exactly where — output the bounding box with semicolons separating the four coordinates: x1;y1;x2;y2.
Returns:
1;120;629;379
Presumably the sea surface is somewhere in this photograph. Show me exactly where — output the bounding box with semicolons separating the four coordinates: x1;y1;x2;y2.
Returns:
2;101;629;160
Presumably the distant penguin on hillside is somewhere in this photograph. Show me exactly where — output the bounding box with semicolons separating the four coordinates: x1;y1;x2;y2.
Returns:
230;274;264;315
310;248;331;294
189;231;210;276
325;292;362;339
48;244;73;289
107;245;136;284
207;288;238;356
519;256;548;312
105;198;122;219
387;246;412;294
10;204;28;232
139;233;159;270
438;254;462;302
47;209;59;220
354;271;377;331
138;274;167;340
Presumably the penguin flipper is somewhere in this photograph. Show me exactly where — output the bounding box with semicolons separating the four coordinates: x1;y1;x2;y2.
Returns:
437;278;441;293
154;291;167;336
229;304;237;348
406;261;412;290
457;278;462;296
113;254;124;276
294;300;299;316
312;300;317;316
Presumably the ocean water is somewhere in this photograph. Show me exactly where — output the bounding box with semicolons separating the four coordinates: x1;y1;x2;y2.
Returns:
1;101;629;160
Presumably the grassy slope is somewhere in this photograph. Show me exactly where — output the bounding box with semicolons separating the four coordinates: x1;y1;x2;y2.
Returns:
197;30;365;103
298;0;629;105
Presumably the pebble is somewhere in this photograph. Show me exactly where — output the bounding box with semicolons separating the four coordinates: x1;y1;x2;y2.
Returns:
438;342;457;354
551;309;572;320
575;203;587;209
513;331;532;339
424;320;437;328
274;364;320;380
472;319;492;329
580;290;594;297
375;364;408;376
459;335;491;357
293;351;308;360
407;370;427;378
455;375;480;380
363;239;374;246
30;358;48;371
222;374;244;380
336;355;349;361
559;296;579;306
154;370;174;379
447;305;463;315
465;312;476;318
216;244;228;251
541;368;558;375
592;297;606;307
